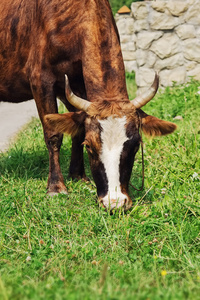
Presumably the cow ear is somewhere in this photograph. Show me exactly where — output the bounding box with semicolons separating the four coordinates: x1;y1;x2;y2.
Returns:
44;111;86;137
137;109;177;137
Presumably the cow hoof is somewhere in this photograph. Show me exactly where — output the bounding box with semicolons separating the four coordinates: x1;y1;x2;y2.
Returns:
47;190;68;197
81;176;90;183
47;184;68;197
70;174;90;182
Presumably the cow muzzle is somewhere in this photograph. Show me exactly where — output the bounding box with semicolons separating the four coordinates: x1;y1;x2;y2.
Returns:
99;191;132;211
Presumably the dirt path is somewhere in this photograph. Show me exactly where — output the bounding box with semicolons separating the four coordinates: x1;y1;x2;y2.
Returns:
0;100;38;152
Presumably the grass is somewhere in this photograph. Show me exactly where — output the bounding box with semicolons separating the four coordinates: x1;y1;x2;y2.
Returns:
0;74;200;300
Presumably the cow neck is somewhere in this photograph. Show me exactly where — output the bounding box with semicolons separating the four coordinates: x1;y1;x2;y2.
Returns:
82;47;128;102
81;3;129;102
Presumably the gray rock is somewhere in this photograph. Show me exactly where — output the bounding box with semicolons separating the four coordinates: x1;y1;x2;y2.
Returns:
137;31;163;50
150;10;180;30
151;33;180;59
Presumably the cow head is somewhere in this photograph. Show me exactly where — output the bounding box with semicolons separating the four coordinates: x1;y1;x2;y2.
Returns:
45;74;176;211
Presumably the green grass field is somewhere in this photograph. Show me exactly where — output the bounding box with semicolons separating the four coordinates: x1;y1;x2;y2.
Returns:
0;74;200;300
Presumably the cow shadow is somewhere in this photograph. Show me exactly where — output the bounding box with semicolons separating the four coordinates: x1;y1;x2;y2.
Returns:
0;138;93;183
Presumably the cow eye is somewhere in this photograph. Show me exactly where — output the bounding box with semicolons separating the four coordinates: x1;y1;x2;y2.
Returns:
83;140;92;152
82;140;98;157
86;144;91;150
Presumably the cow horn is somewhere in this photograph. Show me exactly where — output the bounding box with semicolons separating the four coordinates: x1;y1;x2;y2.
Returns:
65;75;91;112
131;72;159;109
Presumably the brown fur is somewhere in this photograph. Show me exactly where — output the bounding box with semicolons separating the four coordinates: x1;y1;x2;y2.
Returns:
87;100;136;119
141;116;177;137
137;110;177;137
44;112;86;137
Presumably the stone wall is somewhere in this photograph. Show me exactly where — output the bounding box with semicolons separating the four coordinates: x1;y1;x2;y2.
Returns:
115;0;200;92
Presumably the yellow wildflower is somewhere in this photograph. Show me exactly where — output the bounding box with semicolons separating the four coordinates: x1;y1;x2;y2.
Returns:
161;270;167;276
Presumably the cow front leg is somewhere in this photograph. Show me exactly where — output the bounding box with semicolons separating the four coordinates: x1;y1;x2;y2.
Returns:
69;130;87;180
31;75;67;195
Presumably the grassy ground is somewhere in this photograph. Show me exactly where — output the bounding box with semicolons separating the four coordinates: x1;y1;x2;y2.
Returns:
0;74;200;300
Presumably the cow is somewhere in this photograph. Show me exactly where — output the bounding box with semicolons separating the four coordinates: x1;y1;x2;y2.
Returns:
0;0;176;210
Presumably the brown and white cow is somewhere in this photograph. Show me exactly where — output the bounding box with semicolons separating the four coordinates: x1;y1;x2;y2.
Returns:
45;74;176;210
0;0;176;210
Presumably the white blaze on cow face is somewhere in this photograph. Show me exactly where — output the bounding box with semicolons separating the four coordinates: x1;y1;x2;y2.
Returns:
99;116;129;209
